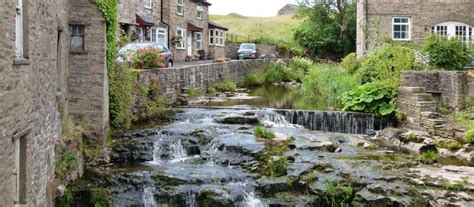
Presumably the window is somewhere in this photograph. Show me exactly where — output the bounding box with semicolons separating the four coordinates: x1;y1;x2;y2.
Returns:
432;25;448;37
14;135;27;205
70;25;85;50
197;4;204;20
209;29;225;46
456;26;468;43
176;28;186;49
150;27;167;45
15;0;23;58
392;17;411;41
144;0;152;9
196;32;202;50
177;0;184;16
432;22;473;44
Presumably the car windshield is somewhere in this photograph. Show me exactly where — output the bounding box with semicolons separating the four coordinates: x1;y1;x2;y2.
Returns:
240;44;256;50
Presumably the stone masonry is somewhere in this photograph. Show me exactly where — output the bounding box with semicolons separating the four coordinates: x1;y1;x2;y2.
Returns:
0;0;107;206
357;0;474;57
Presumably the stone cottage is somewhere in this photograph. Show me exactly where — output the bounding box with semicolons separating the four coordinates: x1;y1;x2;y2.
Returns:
356;0;474;57
278;4;299;16
118;0;228;62
208;21;229;59
0;0;108;206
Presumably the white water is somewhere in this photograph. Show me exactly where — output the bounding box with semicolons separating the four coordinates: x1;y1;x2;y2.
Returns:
185;191;198;207
206;139;221;166
229;182;266;207
256;109;302;129
150;133;189;164
143;187;157;207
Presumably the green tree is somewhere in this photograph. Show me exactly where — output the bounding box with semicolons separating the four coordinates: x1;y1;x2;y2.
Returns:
294;0;356;59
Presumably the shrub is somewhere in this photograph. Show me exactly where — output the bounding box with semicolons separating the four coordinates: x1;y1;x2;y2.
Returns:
418;150;438;164
264;60;298;83
132;47;165;69
213;78;237;92
255;126;276;139
423;35;470;70
186;88;201;98
55;150;77;176
240;73;264;87
268;156;288;177
356;44;415;85
302;64;359;108
465;129;474;144
434;139;463;151
341;81;398;117
288;57;314;79
340;53;360;75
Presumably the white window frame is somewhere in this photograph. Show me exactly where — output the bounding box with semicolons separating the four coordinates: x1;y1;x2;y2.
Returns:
432;21;474;44
15;0;23;58
209;29;225;47
197;4;204;20
176;28;186;49
392;17;411;41
177;0;184;16
144;0;152;9
195;32;203;50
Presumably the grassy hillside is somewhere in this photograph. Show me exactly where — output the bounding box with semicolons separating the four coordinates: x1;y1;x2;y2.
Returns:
210;13;302;46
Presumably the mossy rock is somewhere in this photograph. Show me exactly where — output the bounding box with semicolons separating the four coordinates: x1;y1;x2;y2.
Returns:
400;133;424;143
434;139;463;151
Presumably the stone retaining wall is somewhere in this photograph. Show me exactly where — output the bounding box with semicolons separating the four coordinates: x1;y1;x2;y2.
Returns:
136;59;269;102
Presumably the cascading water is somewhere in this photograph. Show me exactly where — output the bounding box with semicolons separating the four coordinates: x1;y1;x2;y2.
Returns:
255;109;302;128
142;187;157;207
206;139;221;166
185;191;198;207
150;132;188;164
169;140;188;163
229;182;266;207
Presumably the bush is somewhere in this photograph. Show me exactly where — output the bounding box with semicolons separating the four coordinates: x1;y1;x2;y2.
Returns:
132;47;165;69
356;44;415;85
340;53;360;75
240;73;264;87
302;64;359;108
267;156;288;177
288;57;314;79
264;60;298;84
255;126;276;139
423;35;470;70
341;81;398;117
213;78;237;92
465;129;474;144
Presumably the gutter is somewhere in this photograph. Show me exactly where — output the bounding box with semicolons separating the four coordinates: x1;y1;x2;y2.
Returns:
161;0;170;48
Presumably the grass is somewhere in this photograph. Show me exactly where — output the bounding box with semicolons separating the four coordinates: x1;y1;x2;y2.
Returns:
254;126;276;139
466;129;474;144
210;14;301;46
239;73;265;87
400;134;424;143
434;139;463;151
213;78;237;92
55;150;77;176
418;150;438;164
444;179;469;191
186;88;201;98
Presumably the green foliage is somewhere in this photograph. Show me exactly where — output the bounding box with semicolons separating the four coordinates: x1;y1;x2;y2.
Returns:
186;88;201;98
417;150;438;164
444;179;469;191
434;139;463;151
264;60;298;84
302;64;359;108
340;53;360;75
288;57;314;77
303;172;317;184
61;118;80;141
465;129;474;144
213;78;237;92
341;81;398;117
324;180;354;204
55;186;76;207
91;188;111;207
267;157;288;177
55;150;77;176
240;73;265;88
258;137;292;177
135;80;167;122
207;87;217;96
400;134;424;143
294;2;356;59
254;126;276;140
423;35;470;70
131;47;165;69
356;44;415;85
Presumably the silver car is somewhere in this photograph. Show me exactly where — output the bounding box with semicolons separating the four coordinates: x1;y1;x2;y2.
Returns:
238;43;258;59
116;42;174;68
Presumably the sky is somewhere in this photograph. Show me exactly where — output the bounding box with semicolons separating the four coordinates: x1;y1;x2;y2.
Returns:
208;0;299;17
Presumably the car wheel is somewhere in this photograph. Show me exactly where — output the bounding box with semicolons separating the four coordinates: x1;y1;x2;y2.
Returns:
168;61;173;68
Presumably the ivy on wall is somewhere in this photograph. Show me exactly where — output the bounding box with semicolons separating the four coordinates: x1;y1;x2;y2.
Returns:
90;0;137;129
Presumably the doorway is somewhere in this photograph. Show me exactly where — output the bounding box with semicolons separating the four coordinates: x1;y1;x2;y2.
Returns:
187;33;193;57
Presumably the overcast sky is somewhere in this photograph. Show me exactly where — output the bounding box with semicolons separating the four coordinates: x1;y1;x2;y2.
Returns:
209;0;299;17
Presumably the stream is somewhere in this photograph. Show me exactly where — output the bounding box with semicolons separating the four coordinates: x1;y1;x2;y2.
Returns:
78;86;473;206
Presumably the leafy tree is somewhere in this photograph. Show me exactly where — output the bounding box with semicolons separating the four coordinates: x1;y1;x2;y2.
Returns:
294;0;356;59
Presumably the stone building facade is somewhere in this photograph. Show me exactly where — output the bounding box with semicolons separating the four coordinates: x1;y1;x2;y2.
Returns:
357;0;474;57
0;0;107;206
277;4;298;16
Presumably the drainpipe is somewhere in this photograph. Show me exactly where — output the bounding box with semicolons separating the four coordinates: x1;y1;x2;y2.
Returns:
161;0;170;48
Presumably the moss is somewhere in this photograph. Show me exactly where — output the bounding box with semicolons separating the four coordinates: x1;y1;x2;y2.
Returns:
135;79;168;122
434;139;463;151
207;87;217;96
55;150;77;176
254;126;276;140
417;150;438;164
189;130;213;145
90;187;111;207
400;134;424;143
465;129;474;144
186;88;201;98
258;138;292;177
303;172;317;184
267;157;288;177
61;118;80;141
444;179;469;191
213;78;237;92
324;180;354;204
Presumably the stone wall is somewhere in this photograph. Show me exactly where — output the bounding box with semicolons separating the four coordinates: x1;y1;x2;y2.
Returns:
225;43;279;60
118;0;162;26
357;0;474;56
136;59;268;101
278;4;298;16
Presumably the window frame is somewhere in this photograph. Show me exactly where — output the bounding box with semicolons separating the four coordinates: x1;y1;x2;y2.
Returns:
177;0;184;16
69;25;85;51
209;29;225;47
176;28;186;49
392;16;411;41
144;0;153;9
195;32;203;50
15;0;23;58
197;4;204;20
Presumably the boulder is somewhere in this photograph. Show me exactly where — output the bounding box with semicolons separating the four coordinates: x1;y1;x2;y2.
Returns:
215;115;260;125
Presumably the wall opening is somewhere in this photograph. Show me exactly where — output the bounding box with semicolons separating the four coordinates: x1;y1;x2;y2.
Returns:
14;133;28;205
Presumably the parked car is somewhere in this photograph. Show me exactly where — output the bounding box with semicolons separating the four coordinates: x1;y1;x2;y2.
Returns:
238;43;258;59
116;42;174;68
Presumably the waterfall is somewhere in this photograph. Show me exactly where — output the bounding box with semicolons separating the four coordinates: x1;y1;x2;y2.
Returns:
229;182;266;207
277;110;394;135
206;139;220;166
143;187;157;207
255;109;302;128
169;140;188;163
185;191;198;207
150;133;188;164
